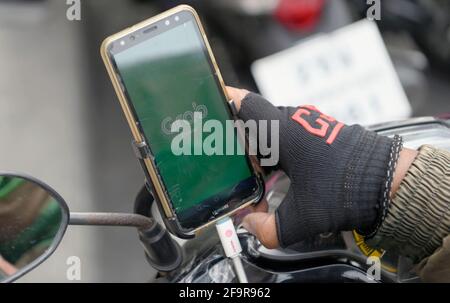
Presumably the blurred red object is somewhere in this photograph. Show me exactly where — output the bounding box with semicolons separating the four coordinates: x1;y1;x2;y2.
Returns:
275;0;325;31
436;113;450;120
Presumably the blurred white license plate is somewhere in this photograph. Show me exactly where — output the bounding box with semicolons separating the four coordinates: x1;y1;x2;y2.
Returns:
251;20;411;125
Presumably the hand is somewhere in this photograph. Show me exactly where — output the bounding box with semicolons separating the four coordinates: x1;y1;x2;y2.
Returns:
226;86;416;248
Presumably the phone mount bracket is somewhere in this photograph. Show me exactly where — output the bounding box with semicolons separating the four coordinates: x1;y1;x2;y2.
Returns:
132;140;151;160
131;140;196;239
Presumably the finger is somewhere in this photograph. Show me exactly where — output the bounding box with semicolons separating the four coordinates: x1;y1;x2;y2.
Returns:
242;212;279;249
233;199;269;225
252;199;269;213
225;86;250;112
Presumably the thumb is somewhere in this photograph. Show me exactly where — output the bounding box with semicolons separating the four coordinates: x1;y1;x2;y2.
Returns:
242;212;279;249
226;86;282;123
226;87;282;171
225;86;250;112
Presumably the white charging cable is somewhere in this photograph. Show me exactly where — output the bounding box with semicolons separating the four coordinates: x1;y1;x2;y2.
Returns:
215;217;248;283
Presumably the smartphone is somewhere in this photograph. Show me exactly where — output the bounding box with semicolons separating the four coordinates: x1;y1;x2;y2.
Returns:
101;5;263;238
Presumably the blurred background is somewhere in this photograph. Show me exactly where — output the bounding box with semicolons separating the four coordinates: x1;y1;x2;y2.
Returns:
0;0;448;282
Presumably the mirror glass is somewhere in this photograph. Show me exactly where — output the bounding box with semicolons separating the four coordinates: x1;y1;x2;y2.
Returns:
0;174;68;282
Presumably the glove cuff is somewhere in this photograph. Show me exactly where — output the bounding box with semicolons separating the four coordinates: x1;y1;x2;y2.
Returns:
345;126;394;232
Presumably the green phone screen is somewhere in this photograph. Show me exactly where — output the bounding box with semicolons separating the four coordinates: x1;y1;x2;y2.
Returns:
113;17;257;229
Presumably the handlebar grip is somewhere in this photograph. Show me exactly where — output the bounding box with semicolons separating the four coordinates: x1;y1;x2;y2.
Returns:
135;186;183;272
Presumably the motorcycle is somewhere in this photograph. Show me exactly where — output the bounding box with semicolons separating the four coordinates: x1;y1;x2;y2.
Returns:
349;0;450;73
1;115;449;283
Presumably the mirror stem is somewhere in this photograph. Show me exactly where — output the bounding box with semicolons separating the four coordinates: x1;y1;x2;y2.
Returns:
69;212;154;230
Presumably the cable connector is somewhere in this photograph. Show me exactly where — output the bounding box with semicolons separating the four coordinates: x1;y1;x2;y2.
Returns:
216;217;248;283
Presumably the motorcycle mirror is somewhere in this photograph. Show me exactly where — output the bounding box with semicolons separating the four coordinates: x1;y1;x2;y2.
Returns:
0;173;69;283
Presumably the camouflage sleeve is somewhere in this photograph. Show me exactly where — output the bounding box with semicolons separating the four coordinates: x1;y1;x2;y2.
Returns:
367;145;450;281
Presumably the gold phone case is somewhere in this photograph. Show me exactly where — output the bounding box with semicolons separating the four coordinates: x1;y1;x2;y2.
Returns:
100;5;263;237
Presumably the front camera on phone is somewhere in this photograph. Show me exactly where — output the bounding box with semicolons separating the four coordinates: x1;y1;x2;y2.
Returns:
165;20;170;26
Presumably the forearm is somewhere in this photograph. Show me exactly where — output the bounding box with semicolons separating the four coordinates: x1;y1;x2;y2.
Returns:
390;148;418;196
368;145;450;263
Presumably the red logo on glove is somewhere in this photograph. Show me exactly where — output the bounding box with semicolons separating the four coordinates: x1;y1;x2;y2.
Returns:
291;105;344;145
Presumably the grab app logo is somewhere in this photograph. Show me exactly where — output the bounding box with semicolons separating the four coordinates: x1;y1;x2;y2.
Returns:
161;102;208;135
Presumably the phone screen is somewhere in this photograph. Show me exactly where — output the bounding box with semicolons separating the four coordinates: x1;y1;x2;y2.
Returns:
110;12;259;229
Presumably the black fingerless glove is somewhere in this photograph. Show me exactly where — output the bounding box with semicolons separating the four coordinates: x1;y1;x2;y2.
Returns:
238;93;394;247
